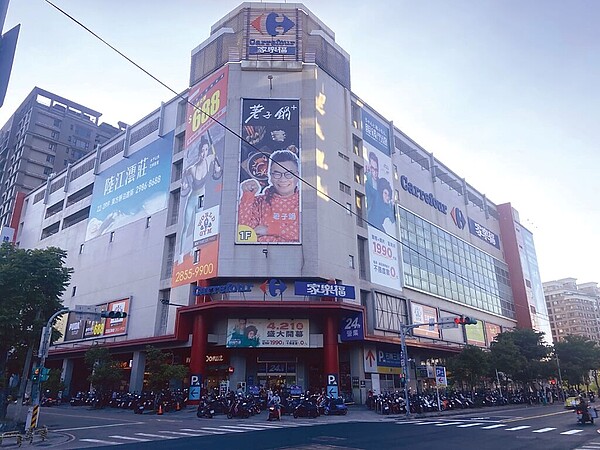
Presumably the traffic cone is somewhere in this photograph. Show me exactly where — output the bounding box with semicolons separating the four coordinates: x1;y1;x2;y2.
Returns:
157;403;163;415
176;401;181;411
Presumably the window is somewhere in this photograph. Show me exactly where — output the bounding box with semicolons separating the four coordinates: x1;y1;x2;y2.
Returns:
193;249;200;264
348;255;355;269
53;119;61;127
146;216;151;228
357;236;368;280
71;286;76;297
79;243;84;254
48;143;56;151
46;155;54;163
394;189;399;201
51;131;59;139
354;163;364;185
339;182;351;195
338;151;349;162
109;231;115;242
352;135;362;156
355;192;365;227
351;102;361;129
346;202;352;215
393;164;398;180
197;195;204;209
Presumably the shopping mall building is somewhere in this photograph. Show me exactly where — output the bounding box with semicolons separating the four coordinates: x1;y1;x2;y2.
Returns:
12;2;551;402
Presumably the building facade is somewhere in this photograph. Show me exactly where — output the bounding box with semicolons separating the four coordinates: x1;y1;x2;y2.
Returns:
543;278;600;343
0;87;119;232
16;3;545;401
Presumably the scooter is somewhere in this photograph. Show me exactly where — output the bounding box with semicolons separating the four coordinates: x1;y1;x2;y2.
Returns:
267;404;281;421
576;406;597;424
196;401;215;419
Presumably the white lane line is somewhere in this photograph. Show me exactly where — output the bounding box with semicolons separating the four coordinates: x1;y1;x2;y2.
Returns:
532;427;557;433
561;429;585;435
159;430;204;436
481;424;506;429
436;422;465;427
457;423;484;428
505;426;531;431
240;423;286;428
134;433;177;439
414;421;442;425
221;425;273;431
109;436;150;442
180;428;225;435
396;421;425;425
80;438;123;445
56;422;143;432
200;427;246;433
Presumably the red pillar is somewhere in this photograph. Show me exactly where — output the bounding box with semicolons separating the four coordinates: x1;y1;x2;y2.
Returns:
323;315;339;376
189;314;207;403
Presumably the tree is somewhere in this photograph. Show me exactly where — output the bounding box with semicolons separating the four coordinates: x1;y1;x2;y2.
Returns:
144;346;188;409
554;335;600;389
0;243;72;420
490;328;551;389
446;345;490;391
84;346;123;408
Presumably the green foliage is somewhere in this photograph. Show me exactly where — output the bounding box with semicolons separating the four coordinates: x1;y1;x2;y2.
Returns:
555;335;600;387
41;368;65;399
490;328;552;386
144;345;188;393
0;243;72;419
446;345;490;390
84;346;123;401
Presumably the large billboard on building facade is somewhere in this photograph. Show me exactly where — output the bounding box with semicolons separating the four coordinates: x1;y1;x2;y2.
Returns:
172;66;229;287
226;318;308;348
85;132;174;241
362;109;401;290
247;10;299;59
236;98;300;244
411;302;439;338
60;298;131;343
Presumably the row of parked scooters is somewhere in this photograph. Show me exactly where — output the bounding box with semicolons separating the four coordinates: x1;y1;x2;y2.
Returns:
69;389;188;414
197;392;348;419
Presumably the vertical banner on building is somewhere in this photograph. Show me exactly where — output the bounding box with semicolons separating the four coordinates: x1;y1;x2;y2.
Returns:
362;109;400;290
172;66;229;287
236;98;300;244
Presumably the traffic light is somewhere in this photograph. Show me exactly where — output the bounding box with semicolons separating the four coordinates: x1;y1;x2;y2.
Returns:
100;310;127;319
454;316;478;325
40;367;50;382
31;367;40;382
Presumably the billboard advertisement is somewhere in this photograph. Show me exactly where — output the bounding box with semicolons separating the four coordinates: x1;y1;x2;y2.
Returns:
362;109;401;290
172;66;229;287
85;132;173;241
485;322;502;345
61;298;130;342
226;318;308;348
247;10;298;58
466;320;486;346
236;98;300;244
411;302;439;338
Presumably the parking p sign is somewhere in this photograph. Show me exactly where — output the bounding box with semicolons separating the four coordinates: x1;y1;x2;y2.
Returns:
435;366;447;386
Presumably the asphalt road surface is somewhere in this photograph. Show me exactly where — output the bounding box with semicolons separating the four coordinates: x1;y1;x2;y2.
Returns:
31;402;600;449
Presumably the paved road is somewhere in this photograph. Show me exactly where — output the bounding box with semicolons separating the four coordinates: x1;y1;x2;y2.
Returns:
22;402;600;449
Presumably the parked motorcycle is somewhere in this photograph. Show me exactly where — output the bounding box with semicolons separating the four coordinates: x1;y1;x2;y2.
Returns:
267;405;281;421
293;399;319;418
197;400;215;419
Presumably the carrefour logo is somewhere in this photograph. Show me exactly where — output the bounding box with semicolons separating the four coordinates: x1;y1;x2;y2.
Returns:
451;207;466;229
251;12;295;37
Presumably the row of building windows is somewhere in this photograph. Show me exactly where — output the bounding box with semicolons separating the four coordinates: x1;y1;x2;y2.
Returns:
398;207;515;319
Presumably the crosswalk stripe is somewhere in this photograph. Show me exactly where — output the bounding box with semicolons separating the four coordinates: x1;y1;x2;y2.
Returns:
415;421;442;425
436;422;464;427
505;426;531;431
481;424;506;429
109;436;150;442
159;430;204;436
457;423;484;428
200;426;246;433
532;427;557;433
80;438;123;445
561;430;584;435
134;433;177;439
180;428;225;435
220;425;271;431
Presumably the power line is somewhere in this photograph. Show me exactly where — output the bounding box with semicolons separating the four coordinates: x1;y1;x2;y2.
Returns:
43;0;514;312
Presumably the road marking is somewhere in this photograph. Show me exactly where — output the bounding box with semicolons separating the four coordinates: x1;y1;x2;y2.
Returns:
158;430;204;436
109;436;150;442
221;424;274;431
561;430;584;435
503;410;572;423
505;426;531;431
436;422;464;427
532;427;557;433
414;421;442;425
180;428;225;435
457;423;484;428
134;433;177;439
56;422;143;432
481;424;506;429
200;426;246;433
80;438;123;445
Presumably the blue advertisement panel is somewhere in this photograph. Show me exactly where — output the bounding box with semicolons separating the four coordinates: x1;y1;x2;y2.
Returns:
294;281;355;299
362;108;401;291
339;311;364;341
85;132;173;241
468;218;500;249
236;98;301;244
377;349;402;368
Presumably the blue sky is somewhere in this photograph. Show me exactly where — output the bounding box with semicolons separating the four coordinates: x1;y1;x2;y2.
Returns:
2;1;598;283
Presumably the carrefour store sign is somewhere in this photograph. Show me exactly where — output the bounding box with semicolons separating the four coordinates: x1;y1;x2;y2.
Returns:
400;175;448;214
